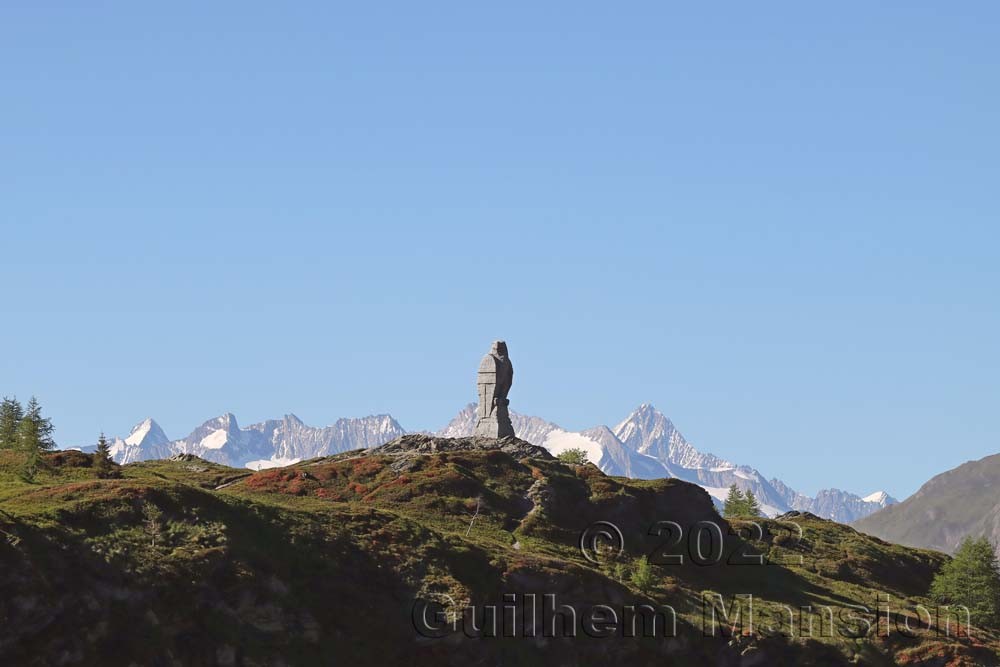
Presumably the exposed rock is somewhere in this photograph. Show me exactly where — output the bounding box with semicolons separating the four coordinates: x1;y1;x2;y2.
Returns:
774;510;827;521
168;453;205;463
370;433;552;460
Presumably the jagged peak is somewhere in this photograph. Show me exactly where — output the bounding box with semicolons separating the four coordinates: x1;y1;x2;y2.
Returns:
863;490;895;504
129;416;158;432
618;402;675;428
190;412;241;435
218;413;240;432
629;402;660;417
124;417;168;446
581;424;617;437
326;413;405;431
613;402;678;442
333;412;399;422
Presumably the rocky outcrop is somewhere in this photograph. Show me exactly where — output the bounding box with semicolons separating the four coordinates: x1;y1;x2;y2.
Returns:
370;433;552;460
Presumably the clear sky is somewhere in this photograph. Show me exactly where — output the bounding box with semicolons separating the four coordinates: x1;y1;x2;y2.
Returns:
2;3;997;499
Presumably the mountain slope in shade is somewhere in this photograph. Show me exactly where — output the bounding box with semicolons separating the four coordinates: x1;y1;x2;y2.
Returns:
439;402;893;522
853;452;1000;555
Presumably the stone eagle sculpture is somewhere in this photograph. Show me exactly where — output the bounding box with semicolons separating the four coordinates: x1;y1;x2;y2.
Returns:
473;340;515;438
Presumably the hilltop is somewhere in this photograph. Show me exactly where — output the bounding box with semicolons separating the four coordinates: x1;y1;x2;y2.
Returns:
79;404;894;522
0;439;994;665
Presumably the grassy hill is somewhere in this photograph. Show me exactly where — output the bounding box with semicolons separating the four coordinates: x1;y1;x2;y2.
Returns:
0;438;996;666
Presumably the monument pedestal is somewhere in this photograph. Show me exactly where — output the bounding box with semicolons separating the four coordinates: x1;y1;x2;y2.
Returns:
474;398;515;438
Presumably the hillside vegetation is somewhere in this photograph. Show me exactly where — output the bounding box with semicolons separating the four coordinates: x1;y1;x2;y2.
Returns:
0;437;995;666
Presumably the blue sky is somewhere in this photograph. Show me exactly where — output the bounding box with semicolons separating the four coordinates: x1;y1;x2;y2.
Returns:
2;3;997;499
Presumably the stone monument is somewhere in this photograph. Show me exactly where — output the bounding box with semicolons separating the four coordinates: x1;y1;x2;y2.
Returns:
473;340;515;438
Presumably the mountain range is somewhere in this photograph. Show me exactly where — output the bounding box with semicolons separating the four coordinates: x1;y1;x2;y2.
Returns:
79;403;895;522
441;403;896;521
95;413;405;468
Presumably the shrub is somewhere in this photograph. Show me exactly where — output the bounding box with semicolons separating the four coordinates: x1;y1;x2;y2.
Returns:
557;448;588;465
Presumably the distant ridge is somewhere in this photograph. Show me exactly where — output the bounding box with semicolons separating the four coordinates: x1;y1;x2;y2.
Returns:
853;452;1000;555
75;403;893;522
80;413;405;470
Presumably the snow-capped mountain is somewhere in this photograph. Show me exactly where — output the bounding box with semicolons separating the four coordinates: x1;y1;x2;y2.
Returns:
438;403;896;522
79;403;893;522
797;488;898;523
106;418;172;464
438;404;558;446
245;413;404;466
862;491;892;505
767;477;896;520
84;413;405;469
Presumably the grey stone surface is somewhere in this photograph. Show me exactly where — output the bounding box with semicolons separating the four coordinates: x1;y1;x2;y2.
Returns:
370;433;551;460
473;340;514;438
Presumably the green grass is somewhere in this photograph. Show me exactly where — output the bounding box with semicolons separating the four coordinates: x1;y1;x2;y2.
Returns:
0;447;995;666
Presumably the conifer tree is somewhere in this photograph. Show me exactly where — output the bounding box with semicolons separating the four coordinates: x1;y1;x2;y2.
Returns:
16;397;54;483
93;432;118;479
18;397;54;452
723;484;746;518
744;489;762;518
19;447;39;483
930;536;1000;627
0;397;23;449
142;502;163;547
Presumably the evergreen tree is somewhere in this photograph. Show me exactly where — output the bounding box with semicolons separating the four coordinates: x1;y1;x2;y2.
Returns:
19;447;39;483
743;489;762;517
18;397;54;452
930;536;1000;627
723;484;747;518
630;555;655;593
142;502;164;547
0;397;24;449
93;432;118;479
16;397;54;483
